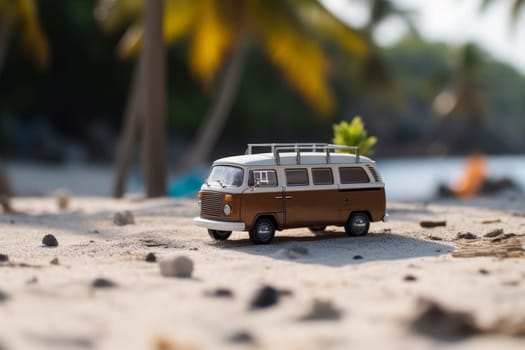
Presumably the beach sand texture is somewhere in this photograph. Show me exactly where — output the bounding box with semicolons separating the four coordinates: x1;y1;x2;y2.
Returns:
1;196;525;350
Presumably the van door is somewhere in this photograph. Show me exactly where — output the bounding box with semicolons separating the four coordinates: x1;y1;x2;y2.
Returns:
241;169;284;229
284;167;339;227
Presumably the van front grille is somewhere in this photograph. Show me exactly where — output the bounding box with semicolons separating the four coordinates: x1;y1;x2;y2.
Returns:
366;165;381;182
201;191;223;217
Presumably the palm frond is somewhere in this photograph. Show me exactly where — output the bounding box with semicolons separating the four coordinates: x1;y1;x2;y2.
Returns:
188;0;236;85
15;0;50;68
250;0;334;116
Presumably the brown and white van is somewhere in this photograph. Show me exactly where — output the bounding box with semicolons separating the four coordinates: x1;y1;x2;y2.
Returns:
194;143;387;244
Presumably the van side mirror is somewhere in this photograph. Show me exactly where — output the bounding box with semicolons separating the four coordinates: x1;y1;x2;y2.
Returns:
248;171;254;187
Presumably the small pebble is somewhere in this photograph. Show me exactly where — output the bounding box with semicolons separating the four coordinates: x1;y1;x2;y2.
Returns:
226;330;255;344
159;256;194;278
404;274;418;282
113;210;135;226
205;288;234;298
54;189;71;210
42;234;59;247
0;290;8;302
353;255;363;260
300;299;342;321
456;232;477;240
91;278;117;288
484;228;504;238
0;254;8;262
145;252;157;263
250;285;279;309
279;246;310;259
50;257;59;265
479;268;490;275
429;235;443;241
89;229;100;234
26;276;38;284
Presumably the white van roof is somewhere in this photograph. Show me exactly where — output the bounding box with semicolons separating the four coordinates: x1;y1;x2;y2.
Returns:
214;152;374;167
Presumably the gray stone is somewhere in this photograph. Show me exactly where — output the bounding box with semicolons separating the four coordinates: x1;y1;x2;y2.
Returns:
0;254;8;262
278;246;310;259
42;234;59;247
159;256;194;278
300;299;342;321
113;210;135;226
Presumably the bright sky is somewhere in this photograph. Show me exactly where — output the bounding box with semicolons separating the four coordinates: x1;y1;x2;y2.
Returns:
322;0;525;74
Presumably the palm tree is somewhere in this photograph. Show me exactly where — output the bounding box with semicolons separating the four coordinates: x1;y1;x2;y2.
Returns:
96;0;370;196
0;0;49;196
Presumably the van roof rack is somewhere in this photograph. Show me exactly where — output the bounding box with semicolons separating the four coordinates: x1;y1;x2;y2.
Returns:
245;143;360;165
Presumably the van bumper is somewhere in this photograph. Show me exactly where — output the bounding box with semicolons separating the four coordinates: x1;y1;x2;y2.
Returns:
193;217;246;232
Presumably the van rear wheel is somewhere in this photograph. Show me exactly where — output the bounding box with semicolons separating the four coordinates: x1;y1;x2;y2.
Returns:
249;218;275;244
208;229;232;241
345;212;370;236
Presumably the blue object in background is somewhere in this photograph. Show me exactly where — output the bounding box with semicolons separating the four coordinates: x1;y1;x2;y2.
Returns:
168;168;208;198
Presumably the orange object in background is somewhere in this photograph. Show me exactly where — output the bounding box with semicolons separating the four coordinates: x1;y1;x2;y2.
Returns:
451;154;487;197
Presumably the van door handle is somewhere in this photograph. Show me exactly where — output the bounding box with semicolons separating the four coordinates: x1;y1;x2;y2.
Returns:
275;196;283;199
285;196;293;199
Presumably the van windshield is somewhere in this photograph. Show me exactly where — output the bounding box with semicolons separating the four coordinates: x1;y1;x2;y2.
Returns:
207;166;244;188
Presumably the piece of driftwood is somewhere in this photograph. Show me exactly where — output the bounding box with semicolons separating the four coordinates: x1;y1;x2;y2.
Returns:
420;220;447;228
453;235;525;259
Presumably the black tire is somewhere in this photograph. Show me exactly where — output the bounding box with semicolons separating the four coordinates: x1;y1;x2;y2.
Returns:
208;229;232;241
309;226;326;234
249;218;275;244
345;212;370;236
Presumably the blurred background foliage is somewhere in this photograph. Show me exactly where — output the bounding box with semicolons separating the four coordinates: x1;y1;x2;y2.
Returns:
0;0;525;168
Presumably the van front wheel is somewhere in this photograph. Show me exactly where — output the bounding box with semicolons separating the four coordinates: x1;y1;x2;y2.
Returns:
345;213;370;236
249;218;275;244
208;229;232;241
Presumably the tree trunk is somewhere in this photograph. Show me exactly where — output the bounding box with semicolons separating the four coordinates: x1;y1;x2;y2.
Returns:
111;60;143;198
140;0;167;197
0;14;13;196
176;34;247;174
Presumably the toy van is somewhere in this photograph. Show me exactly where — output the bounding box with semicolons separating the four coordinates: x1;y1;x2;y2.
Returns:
194;143;387;244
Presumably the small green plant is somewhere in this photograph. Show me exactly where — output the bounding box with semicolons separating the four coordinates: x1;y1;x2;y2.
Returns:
332;116;377;157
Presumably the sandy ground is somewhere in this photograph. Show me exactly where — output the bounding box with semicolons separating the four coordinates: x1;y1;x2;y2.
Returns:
1;196;525;350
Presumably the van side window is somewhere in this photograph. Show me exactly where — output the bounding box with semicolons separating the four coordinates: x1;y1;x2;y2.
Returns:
285;168;309;186
339;167;370;184
312;168;333;185
252;170;278;186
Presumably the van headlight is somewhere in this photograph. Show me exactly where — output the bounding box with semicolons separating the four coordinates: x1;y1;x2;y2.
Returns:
223;204;232;216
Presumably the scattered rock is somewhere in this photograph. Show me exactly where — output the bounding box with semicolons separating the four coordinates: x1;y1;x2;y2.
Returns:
89;229;100;234
0;254;8;262
352;255;363;260
113;210;135;226
226;330;256;344
205;288;234;298
159;256;194;278
189;247;198;251
26;276;38;284
420;220;447;228
250;285;279;310
428;235;443;241
42;234;59;247
481;219;502;224
0;290;9;302
50;257;59;265
491;233;516;243
456;232;477;240
478;268;490;275
512;212;525;217
484;228;504;238
502;280;520;287
145;252;157;263
410;298;477;340
54;189;71;210
300;299;342;321
278;246;310;259
383;228;392;233
404;274;418;282
91;278;117;288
